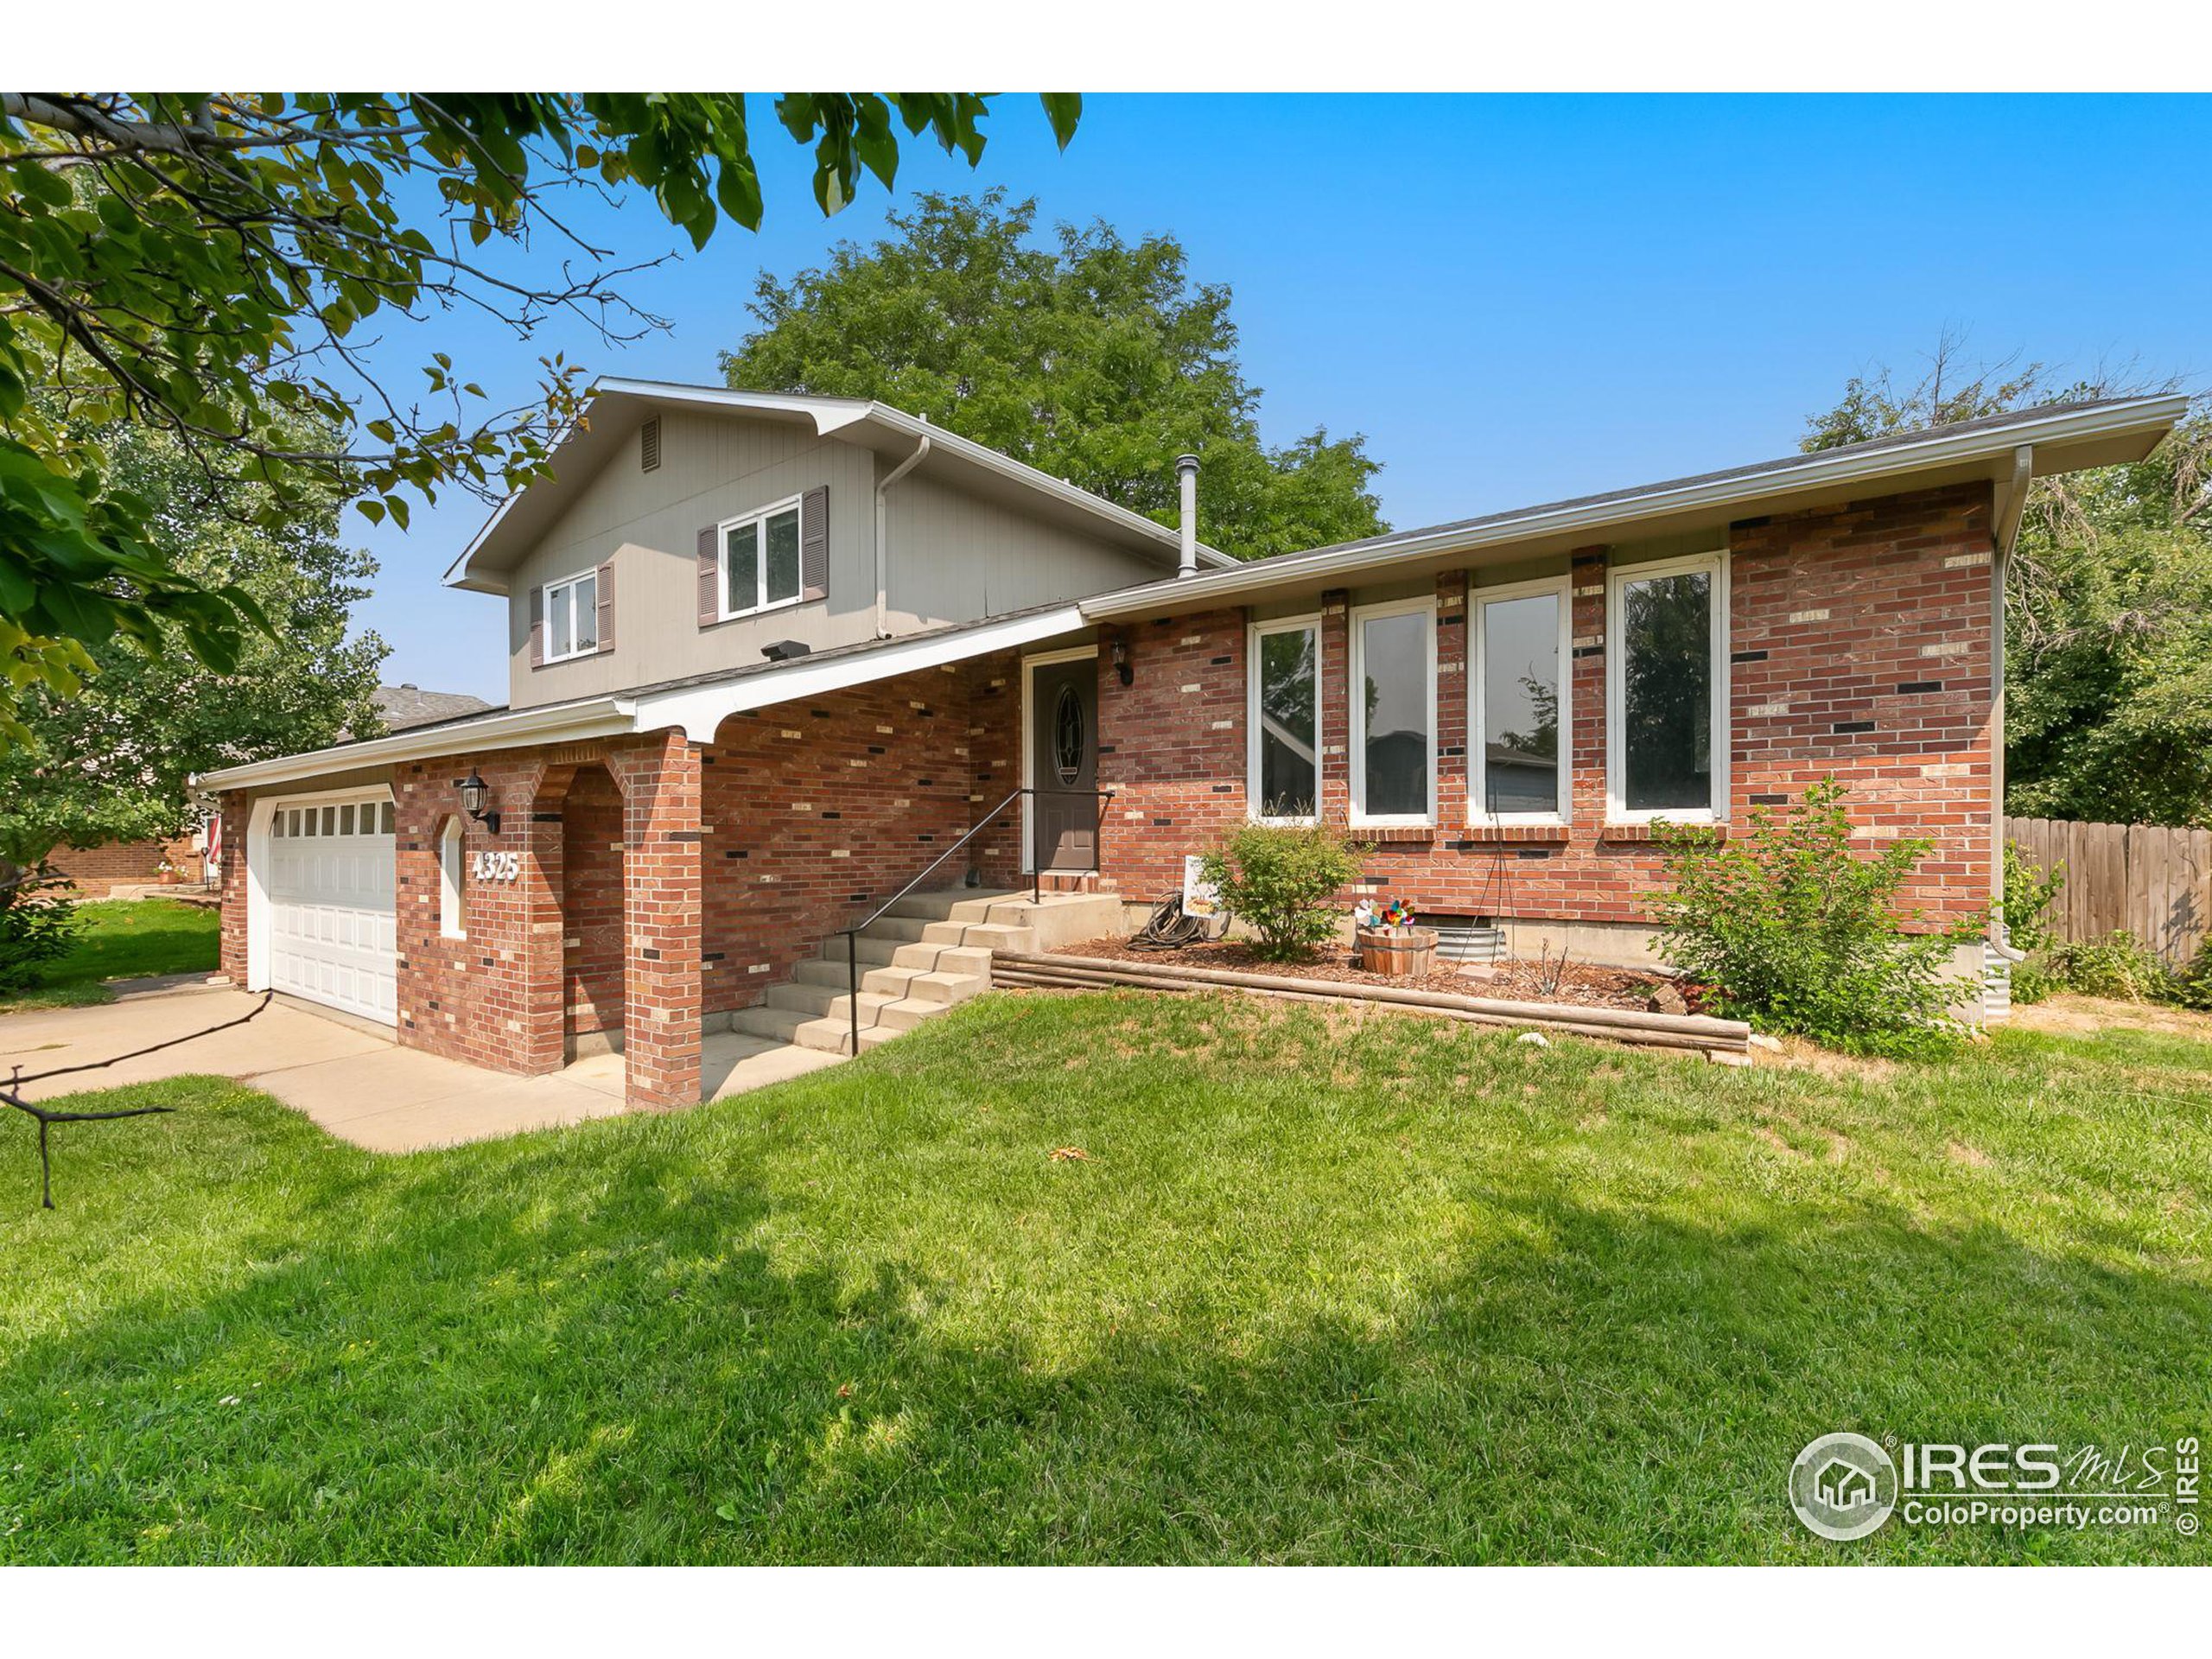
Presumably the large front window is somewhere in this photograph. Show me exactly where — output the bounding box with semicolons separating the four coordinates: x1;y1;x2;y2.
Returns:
1609;553;1726;819
1249;618;1319;822
721;499;803;619
1351;599;1436;824
1472;578;1569;822
543;569;599;661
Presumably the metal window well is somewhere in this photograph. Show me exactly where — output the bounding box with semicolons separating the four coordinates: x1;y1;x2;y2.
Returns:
1982;945;2012;1020
1419;915;1505;964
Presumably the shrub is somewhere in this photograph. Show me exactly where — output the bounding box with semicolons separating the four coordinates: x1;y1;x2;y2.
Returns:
2000;842;2066;1005
0;866;84;995
2172;942;2212;1012
2048;931;2176;1002
1648;779;1978;1057
1198;823;1365;962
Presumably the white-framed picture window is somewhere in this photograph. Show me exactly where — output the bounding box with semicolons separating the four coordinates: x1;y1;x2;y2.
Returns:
1248;615;1321;823
1471;574;1572;824
542;567;600;662
1606;550;1729;823
1349;596;1437;826
438;817;467;940
720;496;804;620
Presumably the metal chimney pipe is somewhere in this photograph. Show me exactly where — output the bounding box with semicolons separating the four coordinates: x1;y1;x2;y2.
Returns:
1175;454;1200;577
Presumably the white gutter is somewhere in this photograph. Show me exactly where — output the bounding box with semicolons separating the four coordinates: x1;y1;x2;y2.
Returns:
1081;395;2190;621
194;696;639;792
1987;442;2036;964
874;426;932;638
632;604;1089;743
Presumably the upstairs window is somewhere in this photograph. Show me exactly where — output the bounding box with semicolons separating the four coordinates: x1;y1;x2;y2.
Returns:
1249;617;1320;823
721;498;804;619
1350;598;1437;825
1608;552;1727;821
543;568;599;662
1472;576;1570;823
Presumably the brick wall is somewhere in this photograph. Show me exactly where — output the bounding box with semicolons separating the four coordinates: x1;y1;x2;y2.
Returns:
561;764;626;1036
1095;481;1998;935
49;836;203;893
696;651;1022;1012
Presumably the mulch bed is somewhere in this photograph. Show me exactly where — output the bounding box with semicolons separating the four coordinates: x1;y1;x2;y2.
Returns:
1058;935;1675;1014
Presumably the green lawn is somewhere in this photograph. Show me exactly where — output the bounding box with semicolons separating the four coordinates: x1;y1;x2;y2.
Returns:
1;897;219;1009
1;991;2206;1564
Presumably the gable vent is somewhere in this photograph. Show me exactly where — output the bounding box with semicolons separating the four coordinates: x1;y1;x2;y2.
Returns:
639;415;662;473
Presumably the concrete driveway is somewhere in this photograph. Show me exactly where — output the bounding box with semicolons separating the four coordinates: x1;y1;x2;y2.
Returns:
2;987;630;1153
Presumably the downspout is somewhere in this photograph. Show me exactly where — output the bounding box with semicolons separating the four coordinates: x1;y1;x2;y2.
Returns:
1987;442;2034;963
874;423;932;639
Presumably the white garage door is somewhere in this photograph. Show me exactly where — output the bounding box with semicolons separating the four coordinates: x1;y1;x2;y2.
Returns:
266;792;397;1024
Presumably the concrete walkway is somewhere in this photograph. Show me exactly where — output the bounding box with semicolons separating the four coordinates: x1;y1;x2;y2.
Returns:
1;988;838;1153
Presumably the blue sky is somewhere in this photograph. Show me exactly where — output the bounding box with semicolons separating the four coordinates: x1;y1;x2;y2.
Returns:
352;94;2211;702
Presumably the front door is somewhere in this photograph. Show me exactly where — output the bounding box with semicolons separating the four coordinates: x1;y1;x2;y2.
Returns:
1028;653;1099;873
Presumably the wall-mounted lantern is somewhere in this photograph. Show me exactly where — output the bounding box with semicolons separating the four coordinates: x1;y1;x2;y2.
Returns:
1111;637;1133;687
458;768;500;836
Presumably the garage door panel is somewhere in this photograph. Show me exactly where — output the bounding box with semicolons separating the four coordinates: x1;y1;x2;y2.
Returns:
267;791;397;1025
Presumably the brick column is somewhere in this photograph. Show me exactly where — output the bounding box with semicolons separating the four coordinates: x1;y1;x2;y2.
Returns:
609;732;705;1109
1434;570;1471;825
1569;548;1611;827
1319;589;1352;823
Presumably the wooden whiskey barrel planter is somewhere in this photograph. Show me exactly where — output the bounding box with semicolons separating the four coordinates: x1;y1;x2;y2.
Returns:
1356;926;1438;978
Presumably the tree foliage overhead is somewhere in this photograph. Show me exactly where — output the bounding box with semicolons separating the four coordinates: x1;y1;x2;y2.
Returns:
720;190;1387;562
0;92;1076;738
1803;336;2212;827
0;412;385;872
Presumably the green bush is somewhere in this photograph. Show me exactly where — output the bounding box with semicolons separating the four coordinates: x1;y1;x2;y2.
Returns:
1198;823;1365;962
0;867;84;995
1648;779;1979;1057
2000;842;2065;1004
2048;931;2177;1002
2172;942;2212;1012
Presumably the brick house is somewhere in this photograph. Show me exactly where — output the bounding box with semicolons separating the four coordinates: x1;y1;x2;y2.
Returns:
200;382;2184;1107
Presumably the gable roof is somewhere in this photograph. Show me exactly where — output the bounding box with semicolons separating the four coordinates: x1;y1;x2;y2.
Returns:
445;378;1236;593
1085;394;2189;618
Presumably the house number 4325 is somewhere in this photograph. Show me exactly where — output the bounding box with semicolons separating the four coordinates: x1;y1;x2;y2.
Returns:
470;850;521;883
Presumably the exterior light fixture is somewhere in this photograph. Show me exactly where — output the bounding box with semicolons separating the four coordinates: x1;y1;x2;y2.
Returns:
1111;638;1133;687
459;768;499;835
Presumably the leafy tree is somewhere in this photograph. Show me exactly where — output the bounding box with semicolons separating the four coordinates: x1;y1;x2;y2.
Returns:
0;93;1077;736
0;413;384;875
1803;336;2212;826
721;190;1387;561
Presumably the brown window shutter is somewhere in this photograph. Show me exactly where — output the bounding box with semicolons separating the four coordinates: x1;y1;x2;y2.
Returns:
801;486;829;601
528;585;545;668
595;561;614;652
697;524;721;627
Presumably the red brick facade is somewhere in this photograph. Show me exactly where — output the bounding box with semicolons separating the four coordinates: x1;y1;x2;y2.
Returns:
1095;481;1998;934
215;479;1999;1106
49;835;203;893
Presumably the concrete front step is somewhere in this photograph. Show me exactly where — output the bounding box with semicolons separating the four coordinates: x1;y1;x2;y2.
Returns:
791;957;984;1001
729;1003;900;1056
883;888;1126;952
819;936;995;973
861;915;1038;953
766;976;980;1027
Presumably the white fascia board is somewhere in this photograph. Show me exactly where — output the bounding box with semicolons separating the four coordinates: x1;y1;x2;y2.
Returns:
194;698;639;792
1080;396;2190;620
632;606;1089;743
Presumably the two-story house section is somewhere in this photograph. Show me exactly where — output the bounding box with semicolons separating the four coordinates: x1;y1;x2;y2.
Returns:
201;385;2185;1110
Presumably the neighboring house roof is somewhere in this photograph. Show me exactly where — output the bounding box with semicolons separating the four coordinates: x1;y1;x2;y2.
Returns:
373;683;493;732
199;394;2189;793
444;378;1236;594
1083;394;2189;619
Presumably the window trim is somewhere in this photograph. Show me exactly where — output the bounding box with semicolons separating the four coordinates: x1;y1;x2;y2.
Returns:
1348;594;1439;828
1469;573;1573;827
716;493;807;622
1605;549;1731;825
1247;613;1323;826
541;564;601;664
437;817;467;940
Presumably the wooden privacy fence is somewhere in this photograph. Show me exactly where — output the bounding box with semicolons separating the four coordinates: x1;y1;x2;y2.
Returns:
2005;817;2212;966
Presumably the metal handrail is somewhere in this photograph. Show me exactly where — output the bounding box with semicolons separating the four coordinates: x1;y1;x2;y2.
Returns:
836;785;1112;1054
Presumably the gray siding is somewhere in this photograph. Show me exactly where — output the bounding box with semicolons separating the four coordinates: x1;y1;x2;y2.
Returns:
505;409;1165;707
